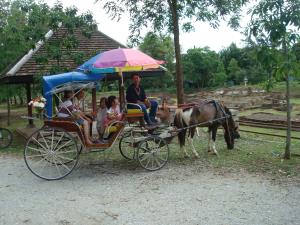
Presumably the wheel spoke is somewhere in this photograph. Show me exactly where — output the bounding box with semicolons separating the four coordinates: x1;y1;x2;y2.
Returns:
52;132;65;152
53;158;63;178
27;146;47;154
55;150;77;155
39;131;50;150
144;157;151;168
56;154;74;162
54;156;71;172
50;129;55;150
31;137;48;152
24;128;79;180
154;157;162;168
54;140;73;152
27;153;48;158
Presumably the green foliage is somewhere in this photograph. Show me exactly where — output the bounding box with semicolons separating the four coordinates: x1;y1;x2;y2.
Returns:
248;0;300;159
0;0;96;75
0;0;97;99
248;0;300;78
182;47;225;88
96;0;247;104
138;32;175;89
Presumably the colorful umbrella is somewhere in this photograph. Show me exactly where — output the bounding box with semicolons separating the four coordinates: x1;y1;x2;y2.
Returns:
77;48;165;110
90;48;164;74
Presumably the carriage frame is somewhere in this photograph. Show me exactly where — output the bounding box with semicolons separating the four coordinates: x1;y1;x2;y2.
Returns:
24;71;173;180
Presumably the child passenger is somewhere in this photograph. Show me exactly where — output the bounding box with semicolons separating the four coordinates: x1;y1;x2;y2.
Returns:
96;97;108;139
103;96;123;139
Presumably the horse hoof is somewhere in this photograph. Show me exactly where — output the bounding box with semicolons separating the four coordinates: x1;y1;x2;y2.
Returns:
192;154;199;159
208;151;217;155
183;154;190;159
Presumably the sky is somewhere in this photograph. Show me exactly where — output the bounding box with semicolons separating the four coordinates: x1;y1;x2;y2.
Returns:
46;0;249;53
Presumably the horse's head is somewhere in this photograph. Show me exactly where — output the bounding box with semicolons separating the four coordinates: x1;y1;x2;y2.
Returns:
223;106;240;149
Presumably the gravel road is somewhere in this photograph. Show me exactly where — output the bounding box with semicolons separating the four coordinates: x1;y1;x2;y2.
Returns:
0;154;299;225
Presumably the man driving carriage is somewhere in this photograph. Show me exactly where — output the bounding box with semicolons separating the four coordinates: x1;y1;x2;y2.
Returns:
126;74;158;126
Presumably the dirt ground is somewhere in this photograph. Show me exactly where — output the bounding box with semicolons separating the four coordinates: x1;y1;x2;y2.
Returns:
0;154;299;225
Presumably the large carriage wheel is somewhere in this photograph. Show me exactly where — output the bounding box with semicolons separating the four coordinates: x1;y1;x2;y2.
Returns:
137;136;169;171
119;132;136;160
24;127;79;180
0;128;13;149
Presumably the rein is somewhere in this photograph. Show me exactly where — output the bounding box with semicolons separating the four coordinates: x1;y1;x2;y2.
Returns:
170;115;230;133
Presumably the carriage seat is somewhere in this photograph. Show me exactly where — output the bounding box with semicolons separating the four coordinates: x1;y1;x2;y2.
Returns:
125;103;144;118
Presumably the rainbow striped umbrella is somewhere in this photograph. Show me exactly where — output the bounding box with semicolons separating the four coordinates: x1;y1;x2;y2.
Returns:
78;48;164;74
92;48;164;73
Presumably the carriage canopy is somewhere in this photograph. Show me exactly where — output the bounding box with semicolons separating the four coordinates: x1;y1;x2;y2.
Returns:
43;71;104;117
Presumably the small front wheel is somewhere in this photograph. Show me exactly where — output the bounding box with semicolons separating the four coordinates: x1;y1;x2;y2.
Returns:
0;128;13;149
137;136;169;171
24;127;79;180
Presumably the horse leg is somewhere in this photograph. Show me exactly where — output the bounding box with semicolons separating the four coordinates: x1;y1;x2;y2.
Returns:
207;127;212;152
188;127;199;159
196;127;201;137
211;126;219;156
179;129;189;158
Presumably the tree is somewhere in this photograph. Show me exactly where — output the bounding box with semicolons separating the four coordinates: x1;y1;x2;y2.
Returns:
139;32;175;89
96;0;247;104
227;58;242;84
182;47;225;88
248;0;300;159
0;0;96;95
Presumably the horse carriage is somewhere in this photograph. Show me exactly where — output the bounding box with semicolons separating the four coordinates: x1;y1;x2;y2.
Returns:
23;48;240;181
23;71;177;180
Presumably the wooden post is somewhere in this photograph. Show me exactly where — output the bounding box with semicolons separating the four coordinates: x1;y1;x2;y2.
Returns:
7;97;10;126
26;83;34;128
118;79;125;111
92;88;97;116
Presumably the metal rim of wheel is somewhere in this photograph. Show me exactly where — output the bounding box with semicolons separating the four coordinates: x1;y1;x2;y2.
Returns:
0;128;13;149
24;127;79;180
137;136;169;171
119;132;136;160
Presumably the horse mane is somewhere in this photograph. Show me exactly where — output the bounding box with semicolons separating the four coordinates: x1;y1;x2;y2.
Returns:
223;105;232;117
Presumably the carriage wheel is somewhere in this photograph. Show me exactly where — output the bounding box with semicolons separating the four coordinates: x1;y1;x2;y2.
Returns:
137;136;169;171
0;128;13;149
24;127;79;180
119;131;140;160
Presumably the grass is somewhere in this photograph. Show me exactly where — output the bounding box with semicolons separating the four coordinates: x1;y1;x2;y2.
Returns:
1;120;300;178
272;81;300;96
1;83;300;178
240;125;300;139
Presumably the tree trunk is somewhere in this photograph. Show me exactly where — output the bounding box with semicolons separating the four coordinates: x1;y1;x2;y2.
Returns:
168;0;184;105
13;96;17;105
284;74;291;159
7;97;10;126
282;37;291;159
19;95;24;105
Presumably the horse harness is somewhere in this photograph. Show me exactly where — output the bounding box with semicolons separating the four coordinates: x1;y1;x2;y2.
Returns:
207;100;232;141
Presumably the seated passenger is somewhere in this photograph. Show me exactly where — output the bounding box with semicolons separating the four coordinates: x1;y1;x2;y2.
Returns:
58;90;94;145
126;74;158;125
96;97;108;139
103;96;123;139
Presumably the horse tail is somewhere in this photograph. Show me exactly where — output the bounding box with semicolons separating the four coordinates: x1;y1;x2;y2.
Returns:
174;109;186;147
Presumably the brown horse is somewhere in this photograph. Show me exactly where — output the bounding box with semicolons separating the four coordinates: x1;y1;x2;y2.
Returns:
173;100;240;157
